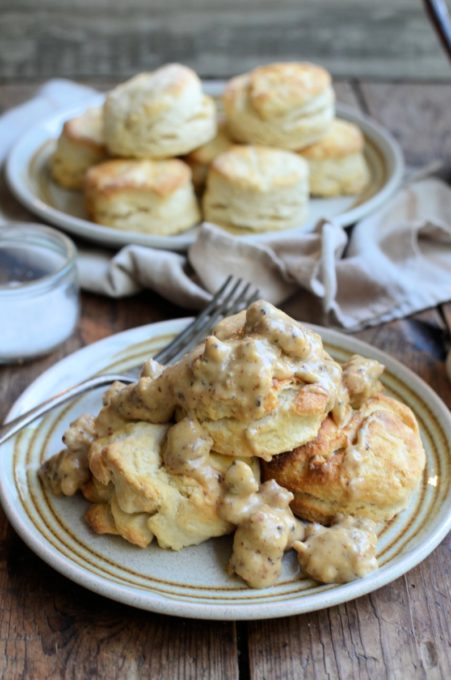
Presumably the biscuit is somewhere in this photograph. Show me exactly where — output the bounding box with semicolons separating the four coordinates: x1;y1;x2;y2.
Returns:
103;64;217;158
84;503;119;536
85;422;259;550
87;421;237;550
299;118;370;197
109;301;343;460
224;62;334;150
203;145;309;233
85;158;200;235
202;385;333;460
263;394;426;524
183;121;233;191
51;107;107;190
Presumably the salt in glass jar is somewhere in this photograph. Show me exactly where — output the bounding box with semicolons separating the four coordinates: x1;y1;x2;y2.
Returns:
0;224;80;363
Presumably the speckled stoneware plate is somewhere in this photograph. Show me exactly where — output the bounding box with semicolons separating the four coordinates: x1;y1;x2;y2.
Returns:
0;319;449;620
6;82;404;252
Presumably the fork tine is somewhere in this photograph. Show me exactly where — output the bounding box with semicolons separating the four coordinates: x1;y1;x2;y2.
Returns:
159;291;243;364
154;275;235;363
177;279;249;342
245;291;261;308
161;277;260;365
163;279;260;365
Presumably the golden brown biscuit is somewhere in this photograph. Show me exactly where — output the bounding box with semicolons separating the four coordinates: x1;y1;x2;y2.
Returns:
103;64;217;158
224;62;334;150
108;301;343;460
85;503;119;536
299;118;370;197
183;121;234;191
51;107;107;190
86;421;239;551
203;145;309;233
263;394;426;524
85;158;200;235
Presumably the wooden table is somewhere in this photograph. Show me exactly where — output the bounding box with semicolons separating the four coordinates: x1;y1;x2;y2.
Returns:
0;79;450;679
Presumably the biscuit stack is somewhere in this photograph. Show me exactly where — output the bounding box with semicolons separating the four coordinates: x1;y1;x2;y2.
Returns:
51;61;370;237
52;64;215;236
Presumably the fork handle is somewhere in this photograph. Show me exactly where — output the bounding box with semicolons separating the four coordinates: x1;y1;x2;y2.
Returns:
0;373;132;447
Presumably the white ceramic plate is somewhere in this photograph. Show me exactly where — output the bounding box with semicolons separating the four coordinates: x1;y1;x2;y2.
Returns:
0;319;449;620
6;83;404;252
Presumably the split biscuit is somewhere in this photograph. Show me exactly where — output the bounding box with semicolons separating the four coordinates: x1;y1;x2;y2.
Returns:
86;421;240;550
108;301;343;460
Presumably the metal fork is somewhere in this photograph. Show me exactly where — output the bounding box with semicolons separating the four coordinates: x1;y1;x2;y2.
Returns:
0;276;259;446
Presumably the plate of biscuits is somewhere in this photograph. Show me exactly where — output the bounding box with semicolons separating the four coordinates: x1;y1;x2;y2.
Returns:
6;62;404;251
0;302;449;620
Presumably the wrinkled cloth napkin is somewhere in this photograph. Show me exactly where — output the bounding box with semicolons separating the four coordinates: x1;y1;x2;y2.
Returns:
2;80;451;331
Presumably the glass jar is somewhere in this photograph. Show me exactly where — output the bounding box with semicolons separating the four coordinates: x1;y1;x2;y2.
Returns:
0;224;80;363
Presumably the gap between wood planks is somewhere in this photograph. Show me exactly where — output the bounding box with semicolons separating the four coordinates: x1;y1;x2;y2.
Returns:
236;622;250;680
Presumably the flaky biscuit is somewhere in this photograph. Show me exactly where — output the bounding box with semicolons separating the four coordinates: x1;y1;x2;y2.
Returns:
104;64;217;158
51;107;107;190
299;119;370;197
109;302;343;460
86;421;239;550
203;145;309;233
202;386;333;460
263;394;425;524
85;158;200;235
224;62;335;150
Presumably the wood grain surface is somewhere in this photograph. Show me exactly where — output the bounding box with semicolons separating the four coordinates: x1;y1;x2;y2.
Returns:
0;78;450;679
0;0;450;82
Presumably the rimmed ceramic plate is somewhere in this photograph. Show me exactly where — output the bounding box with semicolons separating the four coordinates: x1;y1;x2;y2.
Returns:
0;319;449;620
6;82;404;252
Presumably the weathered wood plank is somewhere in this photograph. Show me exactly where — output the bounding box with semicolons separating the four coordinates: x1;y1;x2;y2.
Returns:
247;534;450;679
0;529;239;679
358;81;451;169
0;1;449;82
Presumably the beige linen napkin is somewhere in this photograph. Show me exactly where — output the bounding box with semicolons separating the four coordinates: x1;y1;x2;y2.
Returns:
2;80;451;331
78;178;451;331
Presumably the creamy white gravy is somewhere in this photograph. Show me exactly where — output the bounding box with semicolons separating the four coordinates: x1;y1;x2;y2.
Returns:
294;515;378;583
39;415;95;496
219;461;304;588
342;355;384;409
109;301;342;427
163;417;220;488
